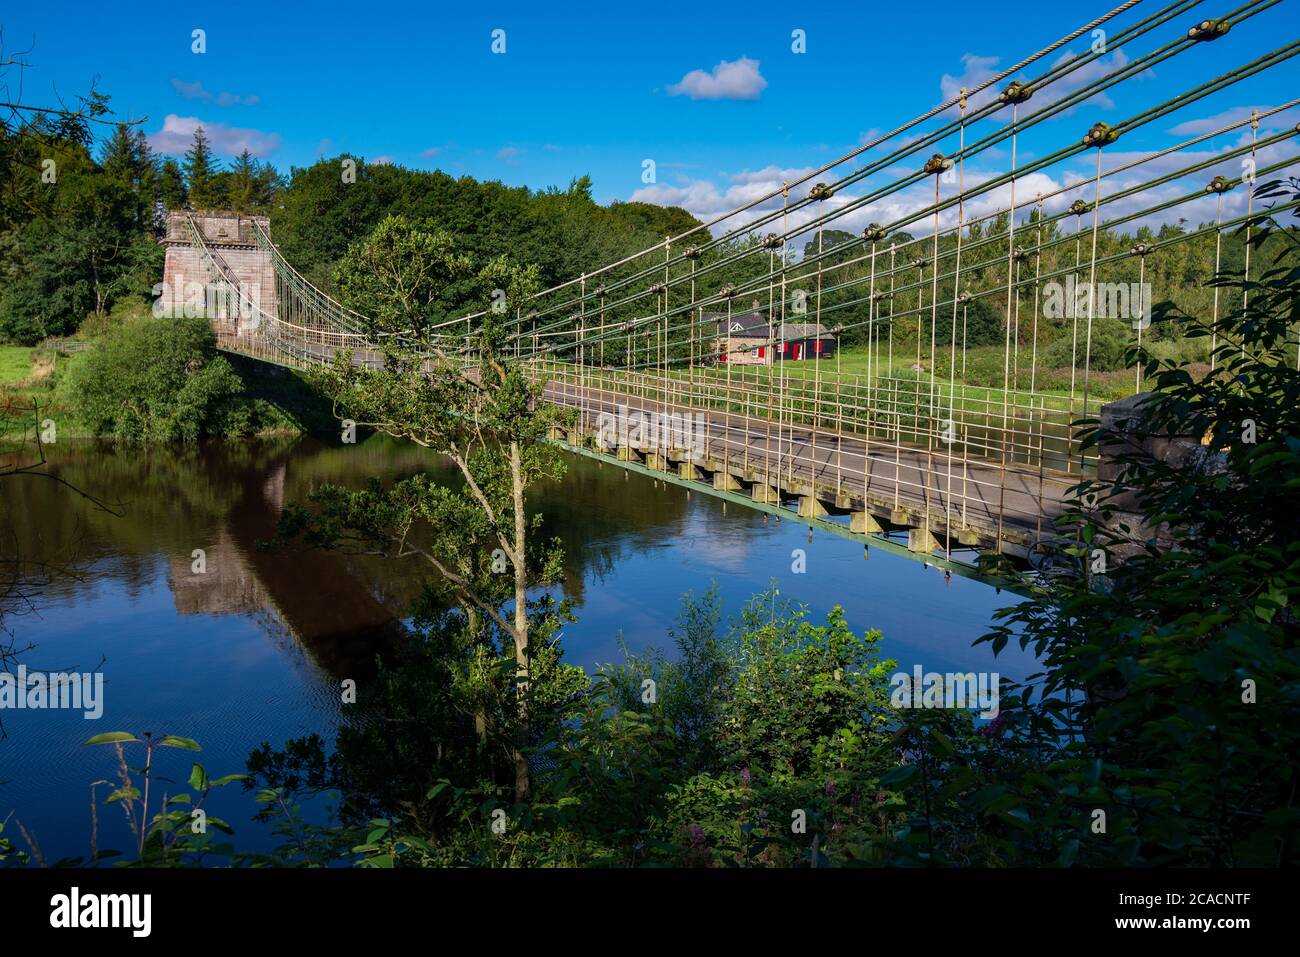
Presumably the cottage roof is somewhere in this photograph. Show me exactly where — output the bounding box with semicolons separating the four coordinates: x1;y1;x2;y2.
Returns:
707;310;767;337
706;312;831;340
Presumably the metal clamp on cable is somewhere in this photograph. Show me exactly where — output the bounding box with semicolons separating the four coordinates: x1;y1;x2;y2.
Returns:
922;153;954;176
1205;175;1233;194
861;224;887;243
1068;199;1091;216
808;182;836;200
1187;18;1230;42
998;80;1033;105
1082;122;1120;147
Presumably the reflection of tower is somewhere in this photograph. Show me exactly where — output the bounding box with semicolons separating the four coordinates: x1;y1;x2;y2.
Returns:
262;460;286;511
166;527;266;616
163;443;407;678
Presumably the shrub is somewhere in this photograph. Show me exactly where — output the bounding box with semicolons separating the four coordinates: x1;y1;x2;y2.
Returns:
1042;317;1133;372
962;298;1005;347
64;315;246;442
76;297;152;340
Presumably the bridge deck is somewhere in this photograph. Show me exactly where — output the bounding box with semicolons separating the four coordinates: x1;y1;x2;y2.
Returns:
543;380;1073;557
216;327;1076;560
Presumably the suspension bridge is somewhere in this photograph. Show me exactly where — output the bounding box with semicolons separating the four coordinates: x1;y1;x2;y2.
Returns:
160;0;1300;582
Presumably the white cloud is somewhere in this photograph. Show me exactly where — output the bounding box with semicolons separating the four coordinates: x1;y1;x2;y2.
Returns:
148;114;282;158
170;79;260;107
667;57;767;101
627;149;1277;244
632;165;826;233
937;48;1135;121
1169;104;1300;137
497;145;524;164
421;146;444;158
940;54;1004;115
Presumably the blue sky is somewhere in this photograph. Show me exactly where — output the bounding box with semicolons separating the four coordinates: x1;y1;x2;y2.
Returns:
4;0;1296;230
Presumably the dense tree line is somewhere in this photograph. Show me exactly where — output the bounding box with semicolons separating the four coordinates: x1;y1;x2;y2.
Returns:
0;110;163;342
0;96;702;345
273;157;700;307
0;103;284;344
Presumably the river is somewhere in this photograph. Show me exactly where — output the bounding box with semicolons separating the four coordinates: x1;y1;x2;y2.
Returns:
0;435;1030;861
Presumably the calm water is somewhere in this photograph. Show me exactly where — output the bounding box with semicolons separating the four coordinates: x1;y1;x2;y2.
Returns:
0;436;1029;861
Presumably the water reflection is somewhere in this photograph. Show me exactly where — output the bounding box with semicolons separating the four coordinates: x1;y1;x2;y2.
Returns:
0;435;1028;860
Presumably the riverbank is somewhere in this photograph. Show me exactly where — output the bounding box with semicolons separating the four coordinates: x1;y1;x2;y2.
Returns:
0;339;337;443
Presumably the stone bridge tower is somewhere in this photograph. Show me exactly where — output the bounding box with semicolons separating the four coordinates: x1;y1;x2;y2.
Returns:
159;210;278;328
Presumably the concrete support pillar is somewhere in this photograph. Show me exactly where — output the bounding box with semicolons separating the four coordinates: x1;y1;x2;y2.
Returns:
751;483;780;504
851;511;885;535
908;527;941;554
798;496;828;519
713;471;742;491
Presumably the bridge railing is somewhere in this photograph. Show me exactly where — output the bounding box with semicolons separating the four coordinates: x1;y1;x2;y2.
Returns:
532;358;1095;475
524;357;1076;545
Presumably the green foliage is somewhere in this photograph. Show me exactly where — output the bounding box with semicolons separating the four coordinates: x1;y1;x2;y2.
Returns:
0;817;30;868
182;126;223;210
962;297;1005;347
973;180;1300;866
722;592;895;776
334;214;473;336
1043;316;1132;371
272;158;702;298
600;587;731;772
63;314;247;441
0;143;161;343
82;731;247;865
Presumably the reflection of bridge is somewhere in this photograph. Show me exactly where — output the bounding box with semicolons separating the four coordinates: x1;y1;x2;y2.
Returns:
161;2;1300;578
162;442;408;676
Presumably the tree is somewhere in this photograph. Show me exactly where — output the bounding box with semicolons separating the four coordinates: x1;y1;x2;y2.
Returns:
333;213;473;335
159;158;186;211
228;149;258;212
973;180;1300;865
183;126;224;209
962;297;1004;347
64;314;247;441
100;124;157;231
280;223;572;804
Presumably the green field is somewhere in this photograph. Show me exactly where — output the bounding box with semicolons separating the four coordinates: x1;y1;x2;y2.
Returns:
0;345;35;385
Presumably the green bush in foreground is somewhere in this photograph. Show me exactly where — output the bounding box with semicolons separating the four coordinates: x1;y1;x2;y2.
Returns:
63;315;278;442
